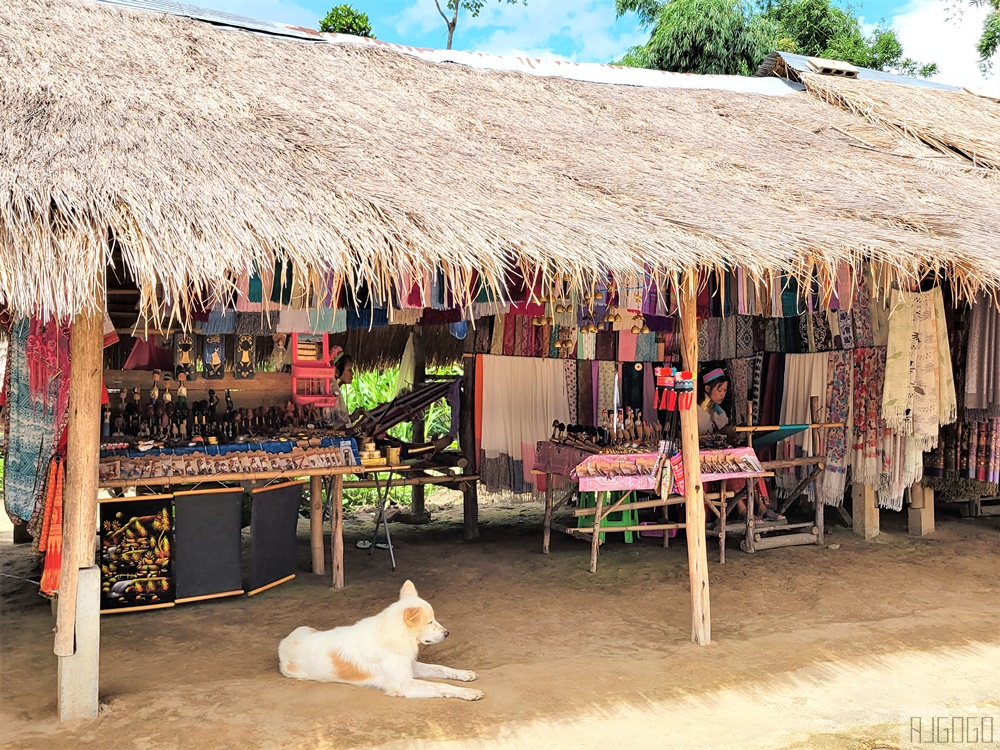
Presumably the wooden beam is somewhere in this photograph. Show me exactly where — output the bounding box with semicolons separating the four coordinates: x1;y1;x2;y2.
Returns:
103;370;292;409
460;347;479;541
908;482;935;536
411;330;427;519
56;307;104;720
309;475;325;575
852;482;879;540
679;273;711;646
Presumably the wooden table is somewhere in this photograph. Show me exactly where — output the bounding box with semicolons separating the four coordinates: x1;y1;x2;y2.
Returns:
100;463;476;589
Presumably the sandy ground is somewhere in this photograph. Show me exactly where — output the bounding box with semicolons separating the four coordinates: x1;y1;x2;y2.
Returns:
2;499;1000;750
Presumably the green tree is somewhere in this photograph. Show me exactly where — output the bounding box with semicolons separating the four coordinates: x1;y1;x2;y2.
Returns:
434;0;527;50
319;4;376;38
963;0;1000;73
616;0;937;77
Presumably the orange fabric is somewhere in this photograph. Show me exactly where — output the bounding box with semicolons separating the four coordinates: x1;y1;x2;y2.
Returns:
38;459;64;595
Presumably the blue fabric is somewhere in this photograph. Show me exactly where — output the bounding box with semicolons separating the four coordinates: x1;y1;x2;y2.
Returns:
4;319;59;521
748;424;809;448
101;436;359;462
347;307;388;329
202;308;237;335
449;321;469;340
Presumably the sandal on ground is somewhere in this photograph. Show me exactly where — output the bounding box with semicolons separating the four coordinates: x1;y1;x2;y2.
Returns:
374;541;390;550
355;540;373;549
761;508;785;522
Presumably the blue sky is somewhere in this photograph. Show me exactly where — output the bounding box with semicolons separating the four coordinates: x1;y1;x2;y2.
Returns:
193;0;998;89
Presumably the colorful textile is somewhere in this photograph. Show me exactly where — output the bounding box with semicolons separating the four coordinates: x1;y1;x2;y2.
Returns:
852;270;875;349
478;355;571;494
820;350;851;506
964;291;1000;421
564;361;578;423
634;333;657;362
729;358;751;426
735;316;754;358
851;347;887;488
38;457;64;595
577;360;595;426
719;316;737;360
4;318;70;522
202;308;237;335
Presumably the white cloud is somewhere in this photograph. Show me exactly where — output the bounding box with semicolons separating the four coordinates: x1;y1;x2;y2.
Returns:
891;0;1000;90
392;0;645;63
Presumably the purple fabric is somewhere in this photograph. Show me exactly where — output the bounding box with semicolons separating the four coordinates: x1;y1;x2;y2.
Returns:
644;315;673;332
642;365;656;422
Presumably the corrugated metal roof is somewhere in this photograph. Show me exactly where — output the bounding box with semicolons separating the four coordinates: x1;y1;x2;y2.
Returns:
757;51;960;91
98;0;321;41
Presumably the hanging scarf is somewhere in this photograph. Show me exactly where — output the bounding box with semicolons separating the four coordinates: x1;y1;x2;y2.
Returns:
819;350;851;506
851;347;887;488
4;318;70;522
38;457;65;596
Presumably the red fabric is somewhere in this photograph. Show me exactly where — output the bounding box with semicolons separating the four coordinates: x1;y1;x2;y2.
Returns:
123;336;174;371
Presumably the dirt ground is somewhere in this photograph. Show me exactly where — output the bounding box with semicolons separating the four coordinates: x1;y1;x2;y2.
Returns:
2;497;1000;750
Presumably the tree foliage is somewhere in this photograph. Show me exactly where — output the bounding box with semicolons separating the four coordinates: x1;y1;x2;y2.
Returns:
972;0;1000;73
319;4;375;38
616;0;938;77
434;0;527;50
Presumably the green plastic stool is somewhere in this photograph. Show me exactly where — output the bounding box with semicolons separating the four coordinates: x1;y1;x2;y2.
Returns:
577;491;638;543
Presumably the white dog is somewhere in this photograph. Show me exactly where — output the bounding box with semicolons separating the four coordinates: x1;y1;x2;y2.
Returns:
278;580;484;700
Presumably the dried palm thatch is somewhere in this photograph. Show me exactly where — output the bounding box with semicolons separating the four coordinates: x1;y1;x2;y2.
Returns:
2;0;1000;323
798;72;1000;171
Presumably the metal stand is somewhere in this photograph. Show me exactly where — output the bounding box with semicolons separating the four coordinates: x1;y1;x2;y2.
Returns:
368;471;398;571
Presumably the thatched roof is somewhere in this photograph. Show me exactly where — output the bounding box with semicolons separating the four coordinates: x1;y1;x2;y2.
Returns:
795;72;1000;172
3;0;1000;322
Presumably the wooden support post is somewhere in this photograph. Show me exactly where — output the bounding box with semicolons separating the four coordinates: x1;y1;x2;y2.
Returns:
56;308;104;721
589;491;605;573
460;348;479;541
908;482;935;536
852;482;879;540
678;274;711;646
330;475;345;589
810;397;825;547
411;330;427;519
543;474;553;554
310;475;325;575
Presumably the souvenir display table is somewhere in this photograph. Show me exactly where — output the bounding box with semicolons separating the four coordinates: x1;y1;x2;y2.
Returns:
537;443;687;572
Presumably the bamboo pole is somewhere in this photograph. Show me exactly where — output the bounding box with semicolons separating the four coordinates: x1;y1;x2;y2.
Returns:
310;475;325;575
678;272;711;646
589;491;605;573
55;307;104;722
330;474;344;589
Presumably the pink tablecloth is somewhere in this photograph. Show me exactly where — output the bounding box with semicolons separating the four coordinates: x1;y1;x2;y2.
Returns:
533;441;593;478
574;452;662;492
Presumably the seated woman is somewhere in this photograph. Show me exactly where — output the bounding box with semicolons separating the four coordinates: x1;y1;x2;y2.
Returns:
698;368;783;523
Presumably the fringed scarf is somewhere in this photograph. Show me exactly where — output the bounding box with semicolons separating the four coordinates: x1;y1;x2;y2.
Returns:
878;288;957;510
851;347;887;488
820;350;851;506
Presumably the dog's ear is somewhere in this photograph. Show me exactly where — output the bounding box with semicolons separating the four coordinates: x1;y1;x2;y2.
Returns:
399;580;418;599
403;607;423;628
